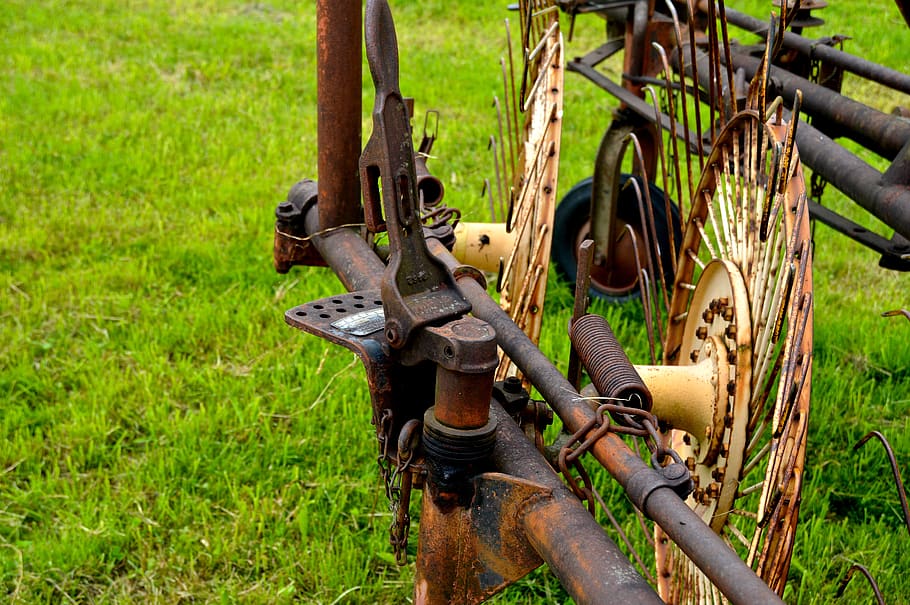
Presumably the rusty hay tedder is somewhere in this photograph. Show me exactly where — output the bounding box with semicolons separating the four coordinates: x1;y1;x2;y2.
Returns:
272;0;909;603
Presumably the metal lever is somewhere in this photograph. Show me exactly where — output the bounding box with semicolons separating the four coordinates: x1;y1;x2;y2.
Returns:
359;0;470;349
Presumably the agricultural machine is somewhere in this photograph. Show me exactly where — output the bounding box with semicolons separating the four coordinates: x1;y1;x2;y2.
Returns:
272;0;908;602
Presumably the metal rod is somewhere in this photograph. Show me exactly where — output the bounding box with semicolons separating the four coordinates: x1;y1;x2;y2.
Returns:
317;0;363;229
489;404;664;605
723;6;910;96
731;52;910;160
793;118;910;241
303;203;384;292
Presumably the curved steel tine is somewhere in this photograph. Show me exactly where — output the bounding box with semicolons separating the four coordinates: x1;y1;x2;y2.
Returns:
500;58;517;177
644;85;680;276
488;135;506;223
493;96;510;195
834;564;886;604
854;430;910;537
882;308;910;323
625;224;658;364
717;0;737;120
481;179;497;222
627;134;671;317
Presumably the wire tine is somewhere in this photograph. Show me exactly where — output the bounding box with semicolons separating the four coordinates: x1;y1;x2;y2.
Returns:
626;225;658;364
854;431;910;537
627;155;671;316
481;178;497;222
706;0;721;135
779;90;802;197
645;85;679;275
493;96;510;196
651;44;690;227
835;564;886;604
500;59;516;178
505;19;521;158
683;0;706;168
519;4;534;106
717;0;738;119
488;135;506;223
588;487;656;584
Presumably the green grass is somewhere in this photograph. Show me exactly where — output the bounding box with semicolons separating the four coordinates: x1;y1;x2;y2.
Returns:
1;0;908;603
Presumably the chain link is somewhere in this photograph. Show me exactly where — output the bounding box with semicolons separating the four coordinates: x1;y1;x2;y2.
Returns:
376;410;422;565
557;403;680;505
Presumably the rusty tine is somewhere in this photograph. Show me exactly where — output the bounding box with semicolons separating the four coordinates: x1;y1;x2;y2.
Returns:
854;430;910;537
834;563;886;604
568;240;595;391
882;308;910;323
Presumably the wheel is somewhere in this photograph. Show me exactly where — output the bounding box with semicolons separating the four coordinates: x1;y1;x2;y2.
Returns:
655;111;813;602
552;175;682;302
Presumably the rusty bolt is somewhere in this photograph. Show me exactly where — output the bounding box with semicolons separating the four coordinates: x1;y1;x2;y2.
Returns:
707;482;722;499
702;309;715;323
686;456;696;471
690;350;700;362
504;376;523;393
682;434;692;445
724;413;734;427
696;326;708;340
725;324;737;339
727;351;737;364
723;307;734;322
712;467;725;481
727;381;736;396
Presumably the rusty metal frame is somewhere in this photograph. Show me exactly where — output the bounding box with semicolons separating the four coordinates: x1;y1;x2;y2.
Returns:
565;0;910;271
278;2;793;603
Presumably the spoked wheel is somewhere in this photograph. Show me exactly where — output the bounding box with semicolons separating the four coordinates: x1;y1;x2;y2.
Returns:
655;110;813;602
552;175;682;302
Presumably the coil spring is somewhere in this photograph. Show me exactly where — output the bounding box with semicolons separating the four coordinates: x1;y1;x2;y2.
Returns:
570;314;652;412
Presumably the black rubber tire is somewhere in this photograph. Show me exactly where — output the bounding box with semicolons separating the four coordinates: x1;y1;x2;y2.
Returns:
552;174;682;302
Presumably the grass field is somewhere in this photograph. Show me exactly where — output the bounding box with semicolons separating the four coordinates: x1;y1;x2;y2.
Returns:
1;0;908;603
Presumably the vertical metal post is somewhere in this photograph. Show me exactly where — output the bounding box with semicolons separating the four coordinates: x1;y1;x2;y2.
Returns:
317;0;363;229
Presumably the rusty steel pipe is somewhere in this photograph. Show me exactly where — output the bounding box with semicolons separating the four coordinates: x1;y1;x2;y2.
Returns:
794;118;910;241
317;0;364;229
730;52;910;159
489;403;663;604
723;6;910;96
303;202;385;292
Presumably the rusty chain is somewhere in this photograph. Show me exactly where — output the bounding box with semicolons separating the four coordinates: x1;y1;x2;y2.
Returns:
377;411;424;565
557;403;684;508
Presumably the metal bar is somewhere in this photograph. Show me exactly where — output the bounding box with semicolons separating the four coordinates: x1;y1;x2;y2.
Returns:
317;0;363;229
722;6;910;96
309;224;786;602
568;59;703;151
808;200;910;267
793;118;910;241
303;203;385;292
730;52;910;159
489;403;663;605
